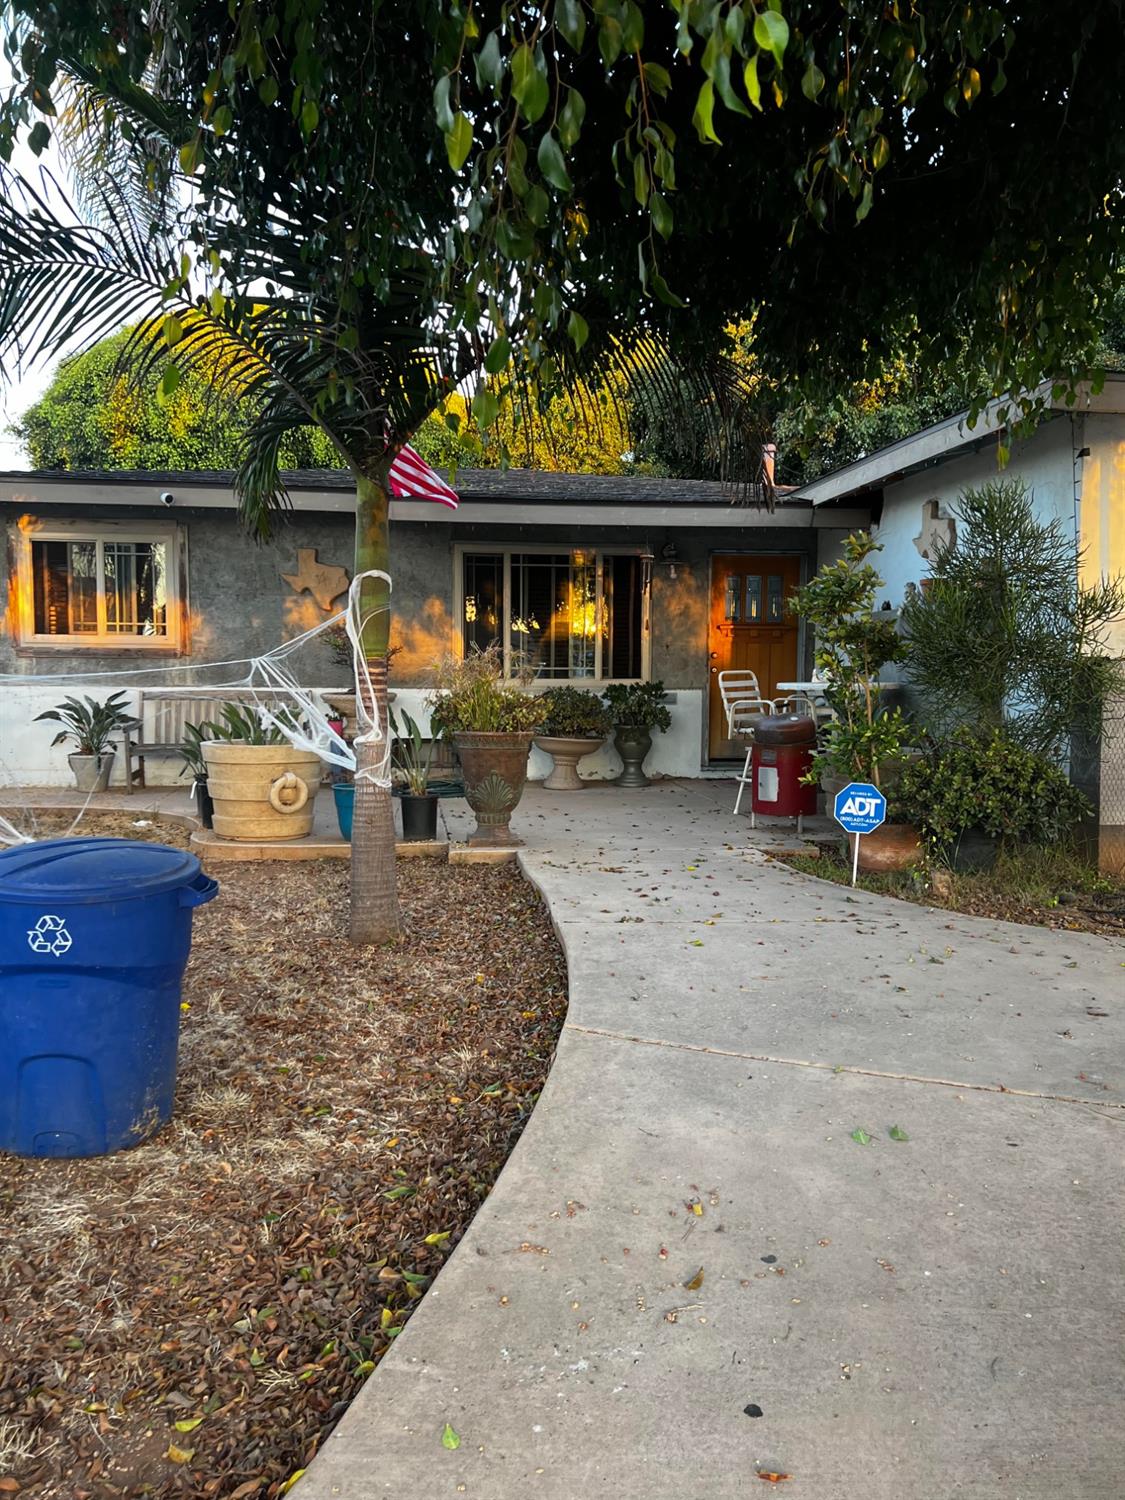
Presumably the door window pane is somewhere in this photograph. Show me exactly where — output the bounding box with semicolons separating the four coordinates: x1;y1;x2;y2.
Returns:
462;552;503;654
766;574;784;622
745;576;762;622
724;574;741;622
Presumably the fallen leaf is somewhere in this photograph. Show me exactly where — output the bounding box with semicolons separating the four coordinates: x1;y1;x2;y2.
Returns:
684;1267;705;1291
279;1472;305;1496
757;1473;792;1483
442;1423;461;1451
888;1124;909;1141
424;1231;451;1246
851;1128;872;1146
174;1417;204;1433
165;1445;195;1465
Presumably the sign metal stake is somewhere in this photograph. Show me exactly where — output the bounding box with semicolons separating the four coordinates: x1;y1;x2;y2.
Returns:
851;833;861;887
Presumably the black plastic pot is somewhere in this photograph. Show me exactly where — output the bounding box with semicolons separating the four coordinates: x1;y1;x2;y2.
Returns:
949;827;998;873
194;778;214;830
401;792;439;842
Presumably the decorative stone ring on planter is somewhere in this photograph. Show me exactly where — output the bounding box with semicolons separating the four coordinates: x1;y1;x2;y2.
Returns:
452;731;534;846
202;743;322;841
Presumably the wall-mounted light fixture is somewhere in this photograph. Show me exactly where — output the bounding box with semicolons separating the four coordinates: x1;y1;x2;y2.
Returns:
660;538;679;579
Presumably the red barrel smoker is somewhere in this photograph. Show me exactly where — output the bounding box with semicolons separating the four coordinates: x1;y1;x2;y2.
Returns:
750;714;817;832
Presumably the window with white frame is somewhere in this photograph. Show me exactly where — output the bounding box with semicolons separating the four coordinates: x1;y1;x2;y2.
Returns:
459;546;649;681
14;521;183;649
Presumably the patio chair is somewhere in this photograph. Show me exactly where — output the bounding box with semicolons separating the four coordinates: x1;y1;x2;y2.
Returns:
717;670;775;815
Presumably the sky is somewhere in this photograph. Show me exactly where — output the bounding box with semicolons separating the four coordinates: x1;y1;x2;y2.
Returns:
0;56;79;469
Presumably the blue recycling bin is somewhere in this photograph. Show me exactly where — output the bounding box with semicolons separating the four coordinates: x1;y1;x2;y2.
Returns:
0;837;218;1158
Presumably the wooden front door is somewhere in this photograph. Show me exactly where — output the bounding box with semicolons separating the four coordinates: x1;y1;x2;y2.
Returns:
708;554;802;759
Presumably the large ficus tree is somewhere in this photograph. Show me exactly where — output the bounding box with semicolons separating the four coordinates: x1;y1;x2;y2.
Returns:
1;1;1123;943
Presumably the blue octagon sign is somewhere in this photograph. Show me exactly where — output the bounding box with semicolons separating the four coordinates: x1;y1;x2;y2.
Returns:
833;782;888;835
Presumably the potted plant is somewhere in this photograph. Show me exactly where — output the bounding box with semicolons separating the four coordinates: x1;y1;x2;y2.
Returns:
179;721;215;829
391;707;440;841
199;701;322;842
429;647;545;846
897;728;1089;872
601;681;672;789
792;533;920;871
34;691;132;793
533;686;612;791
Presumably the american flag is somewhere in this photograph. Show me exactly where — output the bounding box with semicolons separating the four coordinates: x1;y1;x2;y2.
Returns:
387;444;459;509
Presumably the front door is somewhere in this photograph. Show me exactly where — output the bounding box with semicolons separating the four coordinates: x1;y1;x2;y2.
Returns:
708;554;802;759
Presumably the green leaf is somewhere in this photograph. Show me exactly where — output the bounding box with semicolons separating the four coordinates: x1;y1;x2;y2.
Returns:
871;134;890;171
650;192;673;240
441;1423;461;1451
484;336;510;375
212;104;232;137
888;1124;910;1142
856;180;874;222
178;138;202;174
558;88;586;149
851;1127;872;1146
446;112;473;171
476;32;503;90
524;183;549;226
433;76;455;134
633;151;649;207
537;131;572;192
568;310;589;351
511;44;549;122
743;56;762;111
300;99;319;135
556;0;586;52
27;120;50;156
692;79;721;145
174;1417;203;1434
162;314;183;347
424;1230;452;1246
801;61;825;101
158;364;180;402
258;76;279;106
753;11;789;68
472;388;500;428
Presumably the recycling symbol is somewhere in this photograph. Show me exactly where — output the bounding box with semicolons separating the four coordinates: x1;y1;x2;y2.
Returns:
28;914;73;957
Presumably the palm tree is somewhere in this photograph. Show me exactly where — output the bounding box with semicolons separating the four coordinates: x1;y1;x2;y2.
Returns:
0;151;763;942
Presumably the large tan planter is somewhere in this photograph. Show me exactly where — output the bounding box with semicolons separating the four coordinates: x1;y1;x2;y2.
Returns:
453;731;534;846
202;743;322;841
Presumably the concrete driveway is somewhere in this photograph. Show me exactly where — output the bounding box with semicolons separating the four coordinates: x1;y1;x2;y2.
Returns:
300;780;1125;1499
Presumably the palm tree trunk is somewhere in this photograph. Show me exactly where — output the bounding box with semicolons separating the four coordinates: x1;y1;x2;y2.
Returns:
349;468;400;945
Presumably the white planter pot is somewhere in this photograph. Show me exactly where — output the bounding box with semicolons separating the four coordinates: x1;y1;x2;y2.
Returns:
69;751;115;793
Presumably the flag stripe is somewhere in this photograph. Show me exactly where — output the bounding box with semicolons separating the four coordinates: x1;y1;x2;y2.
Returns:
387;444;459;509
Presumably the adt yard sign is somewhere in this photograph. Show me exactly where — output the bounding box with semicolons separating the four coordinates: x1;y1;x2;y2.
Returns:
833;782;887;885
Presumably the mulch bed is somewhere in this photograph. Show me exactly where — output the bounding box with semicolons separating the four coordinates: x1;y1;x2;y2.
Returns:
0;818;567;1498
775;846;1125;938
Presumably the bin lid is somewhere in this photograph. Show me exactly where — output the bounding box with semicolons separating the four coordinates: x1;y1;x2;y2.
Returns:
752;713;818;746
0;837;203;904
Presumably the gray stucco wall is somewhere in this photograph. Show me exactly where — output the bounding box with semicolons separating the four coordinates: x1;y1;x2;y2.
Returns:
1;504;848;690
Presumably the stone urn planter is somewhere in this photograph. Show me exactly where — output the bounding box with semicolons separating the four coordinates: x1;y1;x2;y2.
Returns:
848;822;922;873
68;751;116;793
452;731;533;846
613;726;653;789
202;743;322;841
533;734;603;792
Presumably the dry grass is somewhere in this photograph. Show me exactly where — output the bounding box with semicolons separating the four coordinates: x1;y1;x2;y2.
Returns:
0;819;567;1499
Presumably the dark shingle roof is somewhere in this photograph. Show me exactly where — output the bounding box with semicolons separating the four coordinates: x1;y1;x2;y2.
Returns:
0;466;790;507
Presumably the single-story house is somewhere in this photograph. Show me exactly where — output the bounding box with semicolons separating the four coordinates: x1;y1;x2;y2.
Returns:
1;376;1121;861
0;465;869;785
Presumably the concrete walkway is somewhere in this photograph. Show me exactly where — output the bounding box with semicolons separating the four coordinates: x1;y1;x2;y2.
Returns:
300;779;1125;1499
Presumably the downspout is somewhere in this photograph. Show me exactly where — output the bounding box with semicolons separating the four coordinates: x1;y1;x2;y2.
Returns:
1072;412;1090;566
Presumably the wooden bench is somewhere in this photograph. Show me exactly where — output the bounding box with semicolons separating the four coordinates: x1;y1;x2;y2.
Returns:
119;688;293;792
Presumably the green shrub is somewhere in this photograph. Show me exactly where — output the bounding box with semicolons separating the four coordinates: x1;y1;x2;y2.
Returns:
428;646;545;736
896;729;1089;849
538;686;612;738
601;681;672;732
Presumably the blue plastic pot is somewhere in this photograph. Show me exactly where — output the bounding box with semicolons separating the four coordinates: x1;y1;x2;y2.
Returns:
0;837;218;1158
333;781;354;841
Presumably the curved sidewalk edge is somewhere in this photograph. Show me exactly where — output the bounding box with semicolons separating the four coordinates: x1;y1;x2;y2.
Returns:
297;781;1125;1500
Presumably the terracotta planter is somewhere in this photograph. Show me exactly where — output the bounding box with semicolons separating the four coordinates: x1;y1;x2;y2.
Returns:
848;822;922;873
534;734;603;791
202;743;322;841
452;731;533;846
613;726;653;789
68;751;115;793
